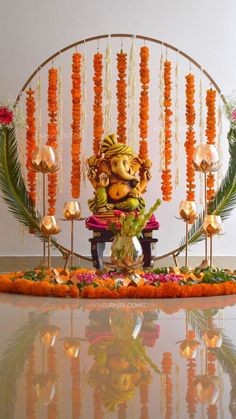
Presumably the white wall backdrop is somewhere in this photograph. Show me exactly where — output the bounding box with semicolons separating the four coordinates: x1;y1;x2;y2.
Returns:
0;0;235;258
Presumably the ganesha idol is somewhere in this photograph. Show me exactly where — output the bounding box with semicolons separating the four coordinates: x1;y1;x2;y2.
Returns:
87;134;152;214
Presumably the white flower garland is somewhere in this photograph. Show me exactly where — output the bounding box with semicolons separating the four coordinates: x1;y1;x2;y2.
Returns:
128;36;136;149
104;37;112;136
158;51;165;172
174;58;180;188
81;47;87;188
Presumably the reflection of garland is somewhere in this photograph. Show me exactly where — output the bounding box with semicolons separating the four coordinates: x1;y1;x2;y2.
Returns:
47;347;57;419
93;387;103;419
47;68;58;216
25;345;36;419
70;357;81;418
207;351;217;418
162;352;173;419
185;331;197;418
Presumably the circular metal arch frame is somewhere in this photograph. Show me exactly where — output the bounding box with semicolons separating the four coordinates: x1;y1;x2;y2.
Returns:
15;33;226;266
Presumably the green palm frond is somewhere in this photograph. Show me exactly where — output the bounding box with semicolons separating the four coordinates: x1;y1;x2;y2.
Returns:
0;127;65;253
0;127;40;233
0;313;47;418
178;127;236;254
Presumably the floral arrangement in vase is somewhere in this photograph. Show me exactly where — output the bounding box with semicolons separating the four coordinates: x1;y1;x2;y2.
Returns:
108;198;161;238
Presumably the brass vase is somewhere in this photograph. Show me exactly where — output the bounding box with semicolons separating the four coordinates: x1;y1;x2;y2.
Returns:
111;235;144;270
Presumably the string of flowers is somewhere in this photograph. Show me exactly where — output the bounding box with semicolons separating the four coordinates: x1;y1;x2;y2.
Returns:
58;65;63;193
93;52;103;157
93;387;103;419
174;58;180;188
206;89;217;201
161;60;173;201
185;331;197;418
217;101;223;188
184;73;196;201
128;36;136;148
128;37;136;148
104;38;112;136
207;351;217;419
17;95;26;182
81;48;88;188
118;402;128;419
71;52;82;198
139;46;150;161
71;357;81;419
35;73;42;209
159;51;165;173
199;75;205;206
117;49;127;144
25;345;36;419
47;346;58;419
140;381;150;419
26;88;37;206
46;67;58;215
161;352;173;419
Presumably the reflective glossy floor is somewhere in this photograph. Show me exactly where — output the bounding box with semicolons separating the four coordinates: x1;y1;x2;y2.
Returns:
1;294;236;419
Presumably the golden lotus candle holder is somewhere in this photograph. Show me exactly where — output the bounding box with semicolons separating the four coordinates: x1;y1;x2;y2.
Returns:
40;325;60;348
29;146;59;265
33;374;56;405
61;202;85;267
203;328;223;348
63;338;80;358
179;200;198;268
40;215;61;269
202;215;224;267
194;375;223;405
178;338;200;360
193;144;221;268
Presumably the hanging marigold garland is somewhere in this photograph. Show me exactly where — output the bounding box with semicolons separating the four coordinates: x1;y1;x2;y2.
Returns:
116;50;127;144
26;88;37;206
161;61;173;201
206;89;217;201
46;67;58;215
71;52;82;198
128;36;136;148
93;387;103;419
93;53;103;157
139;46;150;161
184;73;196;201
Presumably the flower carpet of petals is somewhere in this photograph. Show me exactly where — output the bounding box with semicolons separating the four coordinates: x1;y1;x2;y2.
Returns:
0;267;236;300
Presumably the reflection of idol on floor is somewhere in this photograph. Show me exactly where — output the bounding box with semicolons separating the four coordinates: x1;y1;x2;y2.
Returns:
85;308;160;412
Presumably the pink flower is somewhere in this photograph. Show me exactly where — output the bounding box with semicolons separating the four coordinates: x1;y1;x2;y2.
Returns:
115;222;122;230
114;210;122;217
0;107;13;124
232;109;236;121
